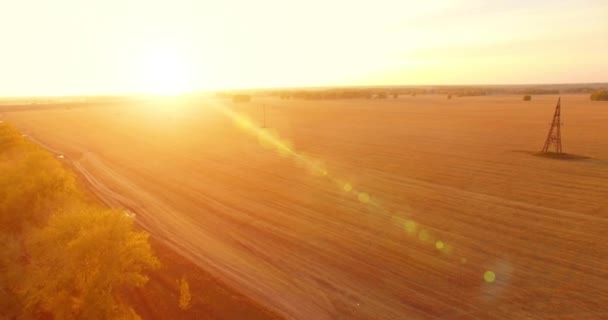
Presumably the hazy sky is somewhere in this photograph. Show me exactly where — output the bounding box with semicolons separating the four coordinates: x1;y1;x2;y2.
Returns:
1;0;607;96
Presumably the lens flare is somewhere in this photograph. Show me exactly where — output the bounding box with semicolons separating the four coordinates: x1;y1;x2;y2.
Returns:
210;100;491;287
418;230;430;242
404;220;417;234
484;271;496;283
435;240;445;250
358;192;370;203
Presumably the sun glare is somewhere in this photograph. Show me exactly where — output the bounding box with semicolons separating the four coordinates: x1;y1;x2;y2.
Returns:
137;47;195;95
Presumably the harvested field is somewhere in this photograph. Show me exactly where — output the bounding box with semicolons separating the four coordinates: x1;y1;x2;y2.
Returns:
3;94;608;319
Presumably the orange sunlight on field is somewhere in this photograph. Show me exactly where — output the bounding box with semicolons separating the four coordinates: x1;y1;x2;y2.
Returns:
5;94;608;319
1;0;607;318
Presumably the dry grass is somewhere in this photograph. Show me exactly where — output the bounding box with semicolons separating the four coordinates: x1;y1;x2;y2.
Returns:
3;94;608;319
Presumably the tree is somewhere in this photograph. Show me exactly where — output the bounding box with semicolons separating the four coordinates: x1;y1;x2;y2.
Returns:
0;124;26;150
0;150;81;233
22;207;160;320
0;124;81;234
523;95;532;101
590;90;608;101
0;234;23;318
0;123;160;319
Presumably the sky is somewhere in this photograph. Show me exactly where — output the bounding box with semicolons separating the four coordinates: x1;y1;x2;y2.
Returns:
0;0;607;96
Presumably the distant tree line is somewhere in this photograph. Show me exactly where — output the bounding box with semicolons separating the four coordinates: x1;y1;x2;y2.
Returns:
232;94;251;103
515;88;559;95
276;89;378;100
273;88;427;100
439;88;488;97
0;123;159;319
271;87;493;100
213;85;608;102
560;87;598;93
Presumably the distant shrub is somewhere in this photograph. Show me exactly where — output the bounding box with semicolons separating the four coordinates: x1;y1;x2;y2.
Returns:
447;94;452;100
523;95;532;101
590;90;608;101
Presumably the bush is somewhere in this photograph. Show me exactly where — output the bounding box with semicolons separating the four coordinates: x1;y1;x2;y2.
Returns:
590;90;608;101
523;95;532;101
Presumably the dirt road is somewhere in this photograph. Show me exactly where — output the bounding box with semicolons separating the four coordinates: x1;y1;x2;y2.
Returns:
4;94;608;319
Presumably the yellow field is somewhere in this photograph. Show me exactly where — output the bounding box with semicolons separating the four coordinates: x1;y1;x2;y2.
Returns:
4;94;608;319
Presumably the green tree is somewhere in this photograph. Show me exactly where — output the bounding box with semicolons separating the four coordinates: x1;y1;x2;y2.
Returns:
22;207;160;319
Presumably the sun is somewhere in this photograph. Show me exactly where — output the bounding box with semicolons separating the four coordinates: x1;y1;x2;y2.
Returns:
137;47;195;94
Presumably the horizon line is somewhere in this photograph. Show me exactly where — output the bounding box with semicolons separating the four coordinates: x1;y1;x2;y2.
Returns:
1;81;606;99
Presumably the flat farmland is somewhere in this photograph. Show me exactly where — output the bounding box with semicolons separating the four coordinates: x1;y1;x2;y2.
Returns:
3;94;608;319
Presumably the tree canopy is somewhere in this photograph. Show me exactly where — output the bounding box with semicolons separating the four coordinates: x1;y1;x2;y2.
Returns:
0;123;159;319
590;90;608;101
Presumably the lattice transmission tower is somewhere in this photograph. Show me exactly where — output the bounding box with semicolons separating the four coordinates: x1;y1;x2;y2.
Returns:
541;97;563;153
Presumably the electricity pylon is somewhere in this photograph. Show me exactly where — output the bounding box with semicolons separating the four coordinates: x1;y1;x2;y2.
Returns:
541;97;563;153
